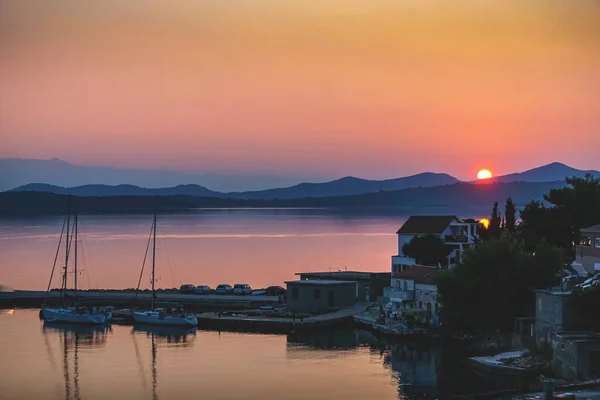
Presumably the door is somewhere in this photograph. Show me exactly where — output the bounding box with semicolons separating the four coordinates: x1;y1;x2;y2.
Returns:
328;291;334;307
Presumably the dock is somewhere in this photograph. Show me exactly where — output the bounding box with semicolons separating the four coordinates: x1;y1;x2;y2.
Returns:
0;290;281;310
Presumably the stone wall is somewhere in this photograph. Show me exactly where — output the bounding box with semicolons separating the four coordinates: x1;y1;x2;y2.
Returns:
415;283;439;316
534;291;572;348
552;332;600;381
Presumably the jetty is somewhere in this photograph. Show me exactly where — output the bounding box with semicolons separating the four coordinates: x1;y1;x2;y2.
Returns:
0;290;281;310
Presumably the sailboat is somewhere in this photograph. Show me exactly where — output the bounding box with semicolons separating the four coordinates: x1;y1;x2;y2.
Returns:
41;212;107;325
132;215;198;327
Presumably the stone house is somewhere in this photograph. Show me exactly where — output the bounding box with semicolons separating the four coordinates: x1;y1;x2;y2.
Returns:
552;332;600;381
387;265;440;321
534;288;577;347
573;224;600;275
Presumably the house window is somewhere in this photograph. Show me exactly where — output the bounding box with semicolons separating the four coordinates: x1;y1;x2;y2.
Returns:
313;289;321;299
292;288;299;299
418;301;423;309
595;238;600;248
435;303;439;315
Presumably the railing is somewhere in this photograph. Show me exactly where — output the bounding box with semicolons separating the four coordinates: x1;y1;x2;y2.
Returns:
444;234;468;243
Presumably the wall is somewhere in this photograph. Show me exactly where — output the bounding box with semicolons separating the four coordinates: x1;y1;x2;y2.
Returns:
398;234;415;255
534;291;575;347
552;333;600;381
286;283;357;313
415;283;439;317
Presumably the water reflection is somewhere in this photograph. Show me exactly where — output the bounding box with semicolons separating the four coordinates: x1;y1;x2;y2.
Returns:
131;325;197;400
41;323;111;400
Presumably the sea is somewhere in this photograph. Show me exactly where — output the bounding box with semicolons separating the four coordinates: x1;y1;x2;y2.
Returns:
0;207;529;400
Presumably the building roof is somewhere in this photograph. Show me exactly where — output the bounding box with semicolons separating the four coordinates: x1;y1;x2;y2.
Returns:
396;215;459;235
285;280;358;286
295;271;389;280
393;265;440;284
581;224;600;234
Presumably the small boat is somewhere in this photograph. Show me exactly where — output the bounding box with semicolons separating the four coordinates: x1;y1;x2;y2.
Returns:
132;215;198;328
41;211;106;325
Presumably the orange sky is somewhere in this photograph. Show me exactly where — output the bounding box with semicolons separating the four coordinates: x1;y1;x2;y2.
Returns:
1;0;599;180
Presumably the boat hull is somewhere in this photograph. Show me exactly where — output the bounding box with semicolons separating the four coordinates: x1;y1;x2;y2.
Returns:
133;311;198;327
42;308;106;325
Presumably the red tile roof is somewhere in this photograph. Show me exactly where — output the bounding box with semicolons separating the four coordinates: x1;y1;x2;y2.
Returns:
393;265;440;285
396;215;458;235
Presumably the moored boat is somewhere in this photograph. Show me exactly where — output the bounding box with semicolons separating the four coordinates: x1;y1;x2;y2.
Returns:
132;215;198;328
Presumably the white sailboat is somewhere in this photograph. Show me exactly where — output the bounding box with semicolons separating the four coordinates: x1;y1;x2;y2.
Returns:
133;215;198;328
41;211;107;325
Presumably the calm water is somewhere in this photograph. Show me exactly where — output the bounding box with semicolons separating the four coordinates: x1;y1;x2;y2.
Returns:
0;208;489;291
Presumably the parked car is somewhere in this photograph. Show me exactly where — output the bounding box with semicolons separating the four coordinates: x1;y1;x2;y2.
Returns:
215;284;233;295
179;284;196;294
266;286;286;296
194;285;212;295
233;284;253;295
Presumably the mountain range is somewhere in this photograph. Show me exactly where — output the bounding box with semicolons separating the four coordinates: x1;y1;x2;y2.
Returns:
4;159;599;200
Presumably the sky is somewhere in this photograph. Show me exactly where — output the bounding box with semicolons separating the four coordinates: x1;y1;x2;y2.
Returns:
1;0;599;181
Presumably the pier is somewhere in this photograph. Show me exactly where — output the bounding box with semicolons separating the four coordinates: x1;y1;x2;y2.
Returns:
0;290;281;310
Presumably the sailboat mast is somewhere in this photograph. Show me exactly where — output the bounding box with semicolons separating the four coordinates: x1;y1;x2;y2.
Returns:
74;214;78;295
151;214;156;311
62;208;71;295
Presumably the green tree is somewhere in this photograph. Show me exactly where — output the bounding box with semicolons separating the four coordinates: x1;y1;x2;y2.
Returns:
505;197;517;234
402;234;449;266
436;236;563;332
488;201;502;238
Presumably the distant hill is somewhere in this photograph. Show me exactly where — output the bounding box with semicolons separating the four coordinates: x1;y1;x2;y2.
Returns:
10;172;460;199
0;180;567;216
0;158;320;192
11;183;219;197
493;162;600;183
231;173;459;199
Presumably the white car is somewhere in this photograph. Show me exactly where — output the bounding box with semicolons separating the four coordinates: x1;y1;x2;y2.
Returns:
233;284;252;295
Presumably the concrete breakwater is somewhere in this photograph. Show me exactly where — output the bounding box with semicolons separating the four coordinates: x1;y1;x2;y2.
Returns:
0;290;281;310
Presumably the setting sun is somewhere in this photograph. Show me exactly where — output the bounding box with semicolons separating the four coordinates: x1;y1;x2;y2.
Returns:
479;218;490;229
477;169;493;180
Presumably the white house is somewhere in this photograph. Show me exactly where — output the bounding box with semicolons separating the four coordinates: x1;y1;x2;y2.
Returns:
391;215;480;274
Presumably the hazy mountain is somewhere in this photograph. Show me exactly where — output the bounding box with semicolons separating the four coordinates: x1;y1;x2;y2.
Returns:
493;162;600;183
11;183;219;197
231;173;459;199
0;158;322;192
0;180;567;216
10;172;459;199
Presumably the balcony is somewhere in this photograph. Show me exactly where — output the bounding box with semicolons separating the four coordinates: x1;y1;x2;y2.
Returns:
388;288;415;302
444;234;468;243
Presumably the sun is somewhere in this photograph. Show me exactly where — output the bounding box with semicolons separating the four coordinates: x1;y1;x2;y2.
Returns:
479;218;490;229
477;169;493;180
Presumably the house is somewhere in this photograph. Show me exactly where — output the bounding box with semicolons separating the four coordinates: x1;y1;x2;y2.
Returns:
391;215;480;274
295;271;390;302
285;280;358;313
573;224;600;275
387;265;440;319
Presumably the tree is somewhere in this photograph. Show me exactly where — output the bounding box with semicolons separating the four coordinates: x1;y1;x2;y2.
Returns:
505;197;517;234
436;236;563;332
488;201;502;238
402;234;449;266
543;174;600;244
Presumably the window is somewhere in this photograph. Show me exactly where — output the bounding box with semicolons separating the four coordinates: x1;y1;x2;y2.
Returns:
292;288;299;299
595;238;600;248
418;301;423;309
435;303;439;315
313;289;321;299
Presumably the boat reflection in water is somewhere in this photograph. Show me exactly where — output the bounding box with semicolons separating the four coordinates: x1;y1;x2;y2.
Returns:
131;325;197;399
42;322;111;400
